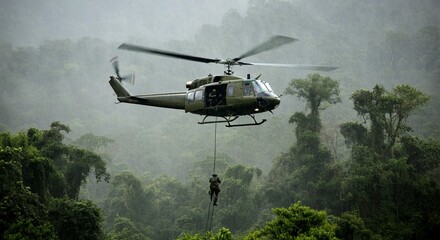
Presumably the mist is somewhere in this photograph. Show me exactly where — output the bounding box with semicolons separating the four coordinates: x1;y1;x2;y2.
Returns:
0;0;248;47
1;0;439;175
1;0;439;238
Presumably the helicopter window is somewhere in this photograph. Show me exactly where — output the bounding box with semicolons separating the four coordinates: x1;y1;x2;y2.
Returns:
227;85;234;96
252;81;265;94
261;81;273;92
187;92;195;102
195;90;203;101
244;83;254;96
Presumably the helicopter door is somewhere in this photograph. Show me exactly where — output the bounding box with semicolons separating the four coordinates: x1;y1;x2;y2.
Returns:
205;85;227;108
185;89;205;113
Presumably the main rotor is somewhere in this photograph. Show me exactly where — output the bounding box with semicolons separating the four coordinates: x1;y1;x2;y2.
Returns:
118;35;337;75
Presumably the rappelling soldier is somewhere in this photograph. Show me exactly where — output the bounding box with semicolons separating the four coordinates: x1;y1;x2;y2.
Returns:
209;174;221;206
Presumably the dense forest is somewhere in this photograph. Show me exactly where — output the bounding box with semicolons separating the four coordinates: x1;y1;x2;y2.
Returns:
1;0;439;239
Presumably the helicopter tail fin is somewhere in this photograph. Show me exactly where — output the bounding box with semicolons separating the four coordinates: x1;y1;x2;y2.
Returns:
109;76;131;97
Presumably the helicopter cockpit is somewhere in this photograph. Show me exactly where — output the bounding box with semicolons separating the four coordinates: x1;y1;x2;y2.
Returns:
244;80;276;96
254;80;274;93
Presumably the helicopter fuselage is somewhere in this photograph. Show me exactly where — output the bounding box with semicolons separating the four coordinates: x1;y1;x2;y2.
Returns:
109;74;280;119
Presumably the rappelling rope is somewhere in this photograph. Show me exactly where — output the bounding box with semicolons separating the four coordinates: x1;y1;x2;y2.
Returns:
213;118;217;174
205;119;218;232
205;198;213;231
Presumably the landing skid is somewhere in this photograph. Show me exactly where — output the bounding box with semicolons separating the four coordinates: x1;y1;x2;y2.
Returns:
198;116;239;125
198;115;266;127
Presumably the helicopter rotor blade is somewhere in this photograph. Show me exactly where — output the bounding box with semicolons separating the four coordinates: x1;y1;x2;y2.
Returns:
238;62;338;71
118;43;219;64
233;35;298;62
110;56;122;79
109;56;135;84
120;74;135;85
117;36;337;73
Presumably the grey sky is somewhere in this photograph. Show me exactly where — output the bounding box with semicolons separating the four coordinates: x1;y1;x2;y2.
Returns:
0;0;248;47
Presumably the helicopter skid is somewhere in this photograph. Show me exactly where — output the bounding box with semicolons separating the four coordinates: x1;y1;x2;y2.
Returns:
198;116;239;125
198;115;266;127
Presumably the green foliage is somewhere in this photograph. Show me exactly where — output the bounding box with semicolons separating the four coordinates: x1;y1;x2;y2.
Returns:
107;216;148;240
72;133;114;151
0;124;108;239
48;198;103;240
331;212;378;240
348;84;431;158
65;146;110;199
285;73;341;132
178;227;233;240
339;122;368;147
102;171;154;230
245;202;337;240
339;84;439;238
1;2;439;239
264;74;341;210
4;217;57;240
0;147;23;198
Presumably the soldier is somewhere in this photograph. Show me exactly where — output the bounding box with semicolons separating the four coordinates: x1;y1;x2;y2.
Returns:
208;89;217;106
209;174;221;206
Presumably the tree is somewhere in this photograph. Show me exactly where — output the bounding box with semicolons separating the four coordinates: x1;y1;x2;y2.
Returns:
48;198;104;240
102;171;154;235
65;146;110;199
216;165;262;232
72;133;114;152
347;84;430;158
244;202;337;240
265;74;341;208
178;227;233;240
107;216;148;240
340;85;438;238
0;146;57;239
332;212;378;240
0;125;109;239
284;73;341;132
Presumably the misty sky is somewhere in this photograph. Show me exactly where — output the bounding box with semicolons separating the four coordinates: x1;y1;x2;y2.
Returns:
0;0;248;47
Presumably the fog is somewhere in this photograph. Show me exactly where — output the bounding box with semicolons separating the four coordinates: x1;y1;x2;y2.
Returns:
1;0;439;178
1;0;248;47
2;0;440;238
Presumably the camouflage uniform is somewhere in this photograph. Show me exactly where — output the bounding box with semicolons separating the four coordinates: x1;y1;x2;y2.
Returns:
209;174;221;206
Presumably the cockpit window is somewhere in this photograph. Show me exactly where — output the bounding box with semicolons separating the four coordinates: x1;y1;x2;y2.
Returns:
244;83;254;96
252;81;263;94
244;80;275;96
261;81;273;92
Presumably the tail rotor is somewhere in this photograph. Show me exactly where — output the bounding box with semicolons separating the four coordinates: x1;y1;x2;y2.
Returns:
110;56;135;85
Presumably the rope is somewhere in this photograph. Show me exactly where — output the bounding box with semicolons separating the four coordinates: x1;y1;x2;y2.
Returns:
205;120;218;232
209;202;215;230
213;119;217;174
204;193;217;232
205;198;213;232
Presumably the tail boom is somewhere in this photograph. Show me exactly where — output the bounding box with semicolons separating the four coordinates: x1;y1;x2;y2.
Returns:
109;76;186;110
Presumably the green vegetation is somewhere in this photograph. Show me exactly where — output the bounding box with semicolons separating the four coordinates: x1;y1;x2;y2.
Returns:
1;0;439;239
2;80;438;239
0;122;109;239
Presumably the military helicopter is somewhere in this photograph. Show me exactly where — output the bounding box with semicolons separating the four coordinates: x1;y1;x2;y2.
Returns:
109;35;337;127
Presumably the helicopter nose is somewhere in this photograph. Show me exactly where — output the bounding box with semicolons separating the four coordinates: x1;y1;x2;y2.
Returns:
257;95;280;111
267;96;280;109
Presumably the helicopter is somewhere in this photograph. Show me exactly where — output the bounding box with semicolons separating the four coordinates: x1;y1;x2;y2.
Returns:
109;35;337;127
